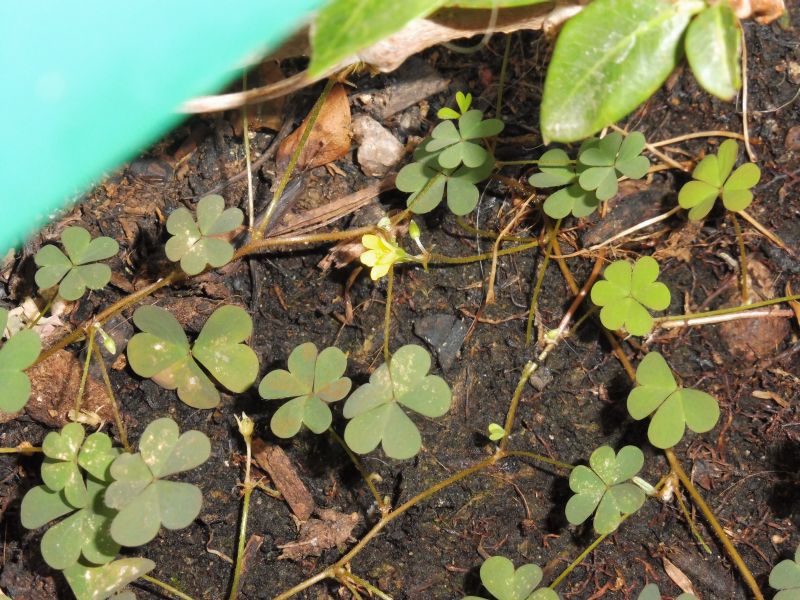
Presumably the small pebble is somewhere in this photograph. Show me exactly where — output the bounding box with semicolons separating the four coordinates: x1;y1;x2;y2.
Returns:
785;125;800;152
352;115;405;177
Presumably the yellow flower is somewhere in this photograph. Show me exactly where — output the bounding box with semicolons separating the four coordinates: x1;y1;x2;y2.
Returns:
360;234;408;280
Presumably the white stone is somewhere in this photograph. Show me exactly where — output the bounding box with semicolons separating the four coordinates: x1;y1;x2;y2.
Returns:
352;115;405;177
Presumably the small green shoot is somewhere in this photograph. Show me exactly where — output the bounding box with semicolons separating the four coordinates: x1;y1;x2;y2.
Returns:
63;557;154;600
638;583;697;600
577;132;650;200
425;109;503;169
463;555;558;600
0;307;41;413
487;423;505;442
769;543;800;599
437;91;473;120
590;256;670;336
165;194;243;275
127;304;259;408
34;226;119;301
678;140;761;220
259;342;352;438
343;344;451;460
628;352;720;449
104;417;210;547
565;445;646;534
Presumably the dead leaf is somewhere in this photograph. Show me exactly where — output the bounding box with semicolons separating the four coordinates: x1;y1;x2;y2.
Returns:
752;389;789;408
252;438;315;521
278;508;361;561
662;556;698;597
276;84;351;172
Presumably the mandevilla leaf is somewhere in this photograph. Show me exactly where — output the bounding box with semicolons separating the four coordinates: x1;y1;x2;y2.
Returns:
769;543;800;599
565;445;645;534
34;226;119;301
105;417;210;547
63;557;154;600
463;555;559;600
590;256;670;336
259;342;352;438
0;307;41;413
343;345;451;459
628;352;720;449
540;0;696;142
127;304;259;408
685;3;741;101
165;194;243;275
678;140;760;219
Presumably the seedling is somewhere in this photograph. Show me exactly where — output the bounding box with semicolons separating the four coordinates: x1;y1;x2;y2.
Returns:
437;91;473;120
34;226;119;300
425;108;503;169
678;140;761;220
259;342;352;438
0;307;41;412
360;233;412;280
463;555;558;600
577;132;650;200
21;426;120;570
165;194;243;275
628;352;720;449
104;417;210;547
769;543;800;599
529;148;599;219
127;304;259;408
487;423;505;441
63;557;154;600
565;445;646;534
590;256;670;336
343;344;451;460
637;583;697;600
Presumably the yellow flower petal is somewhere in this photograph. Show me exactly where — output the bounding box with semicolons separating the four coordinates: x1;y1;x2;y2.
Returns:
361;234;380;250
360;250;378;267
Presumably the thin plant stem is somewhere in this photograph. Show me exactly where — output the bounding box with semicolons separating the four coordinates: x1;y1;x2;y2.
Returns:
139;574;196;600
339;577;365;600
495;34;512;119
486;195;534;304
242;71;255;231
428;240;539;265
526;220;559;345
383;266;394;364
650;130;745;147
588;206;681;251
665;448;764;600
229;416;255;600
656;294;800;324
730;212;749;304
90;337;130;452
674;485;713;554
549;528;614;589
738;209;792;253
340;571;394;600
255;78;336;238
27;296;54;329
657;308;793;329
235;226;378;259
329;428;387;513
0;445;42;454
499;360;536;452
75;327;97;414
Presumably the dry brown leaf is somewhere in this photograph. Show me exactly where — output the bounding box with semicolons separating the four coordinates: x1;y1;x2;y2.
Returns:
752;389;789;408
252;438;315;521
277;508;360;561
662;556;698;597
276;84;351;172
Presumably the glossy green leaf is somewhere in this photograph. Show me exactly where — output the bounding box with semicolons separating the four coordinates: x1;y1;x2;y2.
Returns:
0;326;41;413
34;226;118;300
165;194;242;276
63;558;154;600
540;0;696;142
591;257;670;336
628;352;720;449
565;445;645;533
685;3;741;100
309;0;447;76
343;345;451;459
105;418;209;547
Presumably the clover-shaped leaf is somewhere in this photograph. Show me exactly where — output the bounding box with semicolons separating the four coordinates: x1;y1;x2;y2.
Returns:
259;342;352;438
438;91;473;120
397;143;495;215
577;132;650;200
678;140;761;220
628;352;720;449
425;109;503;169
34;226;119;301
127;304;259;409
637;584;697;600
63;557;154;600
463;555;559;600
529;148;599;219
105;417;210;547
565;445;645;534
590;256;670;336
165;194;243;275
343;345;451;459
0;308;41;413
41;422;89;508
770;543;800;599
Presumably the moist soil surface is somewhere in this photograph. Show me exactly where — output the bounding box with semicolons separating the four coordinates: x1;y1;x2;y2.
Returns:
2;13;800;600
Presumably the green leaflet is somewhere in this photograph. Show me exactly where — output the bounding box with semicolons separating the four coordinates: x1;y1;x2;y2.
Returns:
685;3;741;100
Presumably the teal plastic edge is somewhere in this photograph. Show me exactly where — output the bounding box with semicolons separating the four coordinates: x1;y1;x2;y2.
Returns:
0;1;324;253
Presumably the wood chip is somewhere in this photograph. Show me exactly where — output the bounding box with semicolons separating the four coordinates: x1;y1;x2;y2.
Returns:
277;508;360;561
252;438;315;521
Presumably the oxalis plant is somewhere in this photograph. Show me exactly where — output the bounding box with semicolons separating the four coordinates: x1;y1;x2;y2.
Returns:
21;418;209;599
0;307;41;412
463;555;558;600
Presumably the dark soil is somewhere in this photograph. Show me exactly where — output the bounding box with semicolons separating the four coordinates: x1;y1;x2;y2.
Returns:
2;10;799;600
